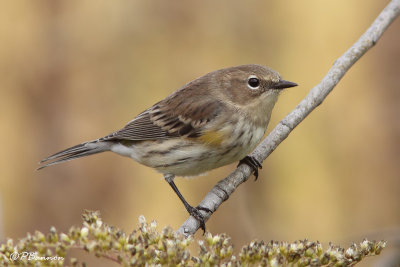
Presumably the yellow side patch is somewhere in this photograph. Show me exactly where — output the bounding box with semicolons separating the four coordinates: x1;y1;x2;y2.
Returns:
198;130;225;146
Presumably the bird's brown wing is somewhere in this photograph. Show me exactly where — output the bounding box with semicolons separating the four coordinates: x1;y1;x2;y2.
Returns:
101;88;224;141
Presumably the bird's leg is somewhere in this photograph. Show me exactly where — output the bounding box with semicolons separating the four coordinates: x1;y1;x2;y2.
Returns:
164;174;212;233
238;156;263;181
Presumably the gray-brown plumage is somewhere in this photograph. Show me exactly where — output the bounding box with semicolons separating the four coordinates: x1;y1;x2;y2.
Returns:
38;64;297;231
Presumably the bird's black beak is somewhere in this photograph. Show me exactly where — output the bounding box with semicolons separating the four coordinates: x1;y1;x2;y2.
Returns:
273;79;298;90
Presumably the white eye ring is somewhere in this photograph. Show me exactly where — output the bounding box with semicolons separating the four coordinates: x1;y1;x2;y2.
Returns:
247;75;260;90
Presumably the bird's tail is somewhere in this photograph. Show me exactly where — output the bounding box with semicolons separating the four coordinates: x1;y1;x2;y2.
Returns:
37;140;110;170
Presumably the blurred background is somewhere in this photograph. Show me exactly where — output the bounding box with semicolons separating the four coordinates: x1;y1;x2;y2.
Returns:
0;0;399;266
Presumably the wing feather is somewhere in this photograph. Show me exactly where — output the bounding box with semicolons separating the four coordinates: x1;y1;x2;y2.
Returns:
100;110;169;141
101;84;224;142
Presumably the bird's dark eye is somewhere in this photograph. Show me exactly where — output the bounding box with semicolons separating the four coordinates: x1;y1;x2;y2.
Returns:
248;77;260;89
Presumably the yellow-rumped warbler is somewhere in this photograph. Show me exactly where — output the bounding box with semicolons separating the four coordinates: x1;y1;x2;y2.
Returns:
38;64;297;231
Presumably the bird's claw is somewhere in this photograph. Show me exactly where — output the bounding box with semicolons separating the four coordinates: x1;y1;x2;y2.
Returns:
238;156;263;181
186;205;212;234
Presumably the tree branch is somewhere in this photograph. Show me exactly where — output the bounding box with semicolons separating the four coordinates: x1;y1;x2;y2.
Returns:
177;0;400;236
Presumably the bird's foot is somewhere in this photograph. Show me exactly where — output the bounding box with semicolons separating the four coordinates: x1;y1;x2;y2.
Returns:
238;156;263;181
185;205;212;234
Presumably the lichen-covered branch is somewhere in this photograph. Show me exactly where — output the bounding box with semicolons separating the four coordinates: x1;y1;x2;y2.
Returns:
0;211;387;266
178;0;400;235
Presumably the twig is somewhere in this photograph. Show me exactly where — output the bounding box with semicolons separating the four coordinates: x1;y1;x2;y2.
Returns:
177;0;400;236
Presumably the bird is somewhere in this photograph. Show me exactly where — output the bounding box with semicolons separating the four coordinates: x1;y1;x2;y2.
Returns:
38;64;297;232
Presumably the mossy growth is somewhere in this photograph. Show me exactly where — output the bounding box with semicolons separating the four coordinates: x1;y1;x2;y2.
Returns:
0;210;386;266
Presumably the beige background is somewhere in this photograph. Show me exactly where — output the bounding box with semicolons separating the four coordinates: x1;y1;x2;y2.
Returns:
0;1;399;266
